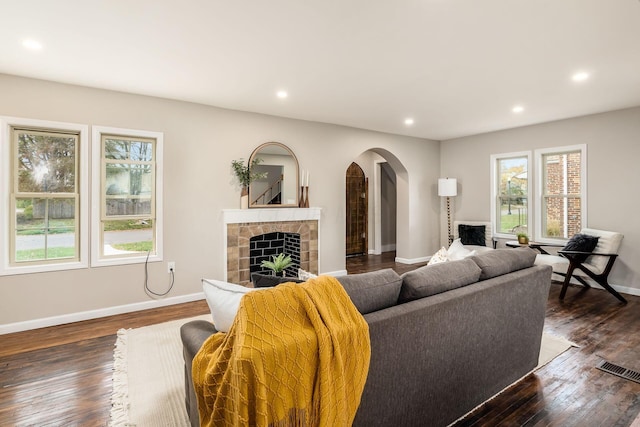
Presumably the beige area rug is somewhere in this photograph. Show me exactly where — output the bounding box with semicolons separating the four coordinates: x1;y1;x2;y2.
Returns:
110;317;577;427
110;314;210;427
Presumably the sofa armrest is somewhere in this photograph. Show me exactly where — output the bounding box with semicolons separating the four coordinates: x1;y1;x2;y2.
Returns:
181;320;217;427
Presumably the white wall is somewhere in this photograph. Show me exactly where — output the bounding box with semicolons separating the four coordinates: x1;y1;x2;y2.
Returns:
441;107;640;295
380;162;397;251
0;73;441;327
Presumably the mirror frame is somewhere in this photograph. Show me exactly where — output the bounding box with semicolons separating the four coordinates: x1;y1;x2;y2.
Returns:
248;141;299;208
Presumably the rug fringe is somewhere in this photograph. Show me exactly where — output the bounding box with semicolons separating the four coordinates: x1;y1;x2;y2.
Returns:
110;328;131;427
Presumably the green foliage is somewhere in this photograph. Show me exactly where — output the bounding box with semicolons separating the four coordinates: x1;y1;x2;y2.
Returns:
231;158;268;188
111;241;153;252
23;204;33;219
546;220;562;237
517;232;528;239
103;219;152;232
260;253;293;274
17;131;76;193
16;247;75;262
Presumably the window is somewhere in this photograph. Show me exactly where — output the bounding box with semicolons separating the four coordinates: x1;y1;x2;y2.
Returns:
0;117;88;275
535;145;586;241
491;152;531;238
91;126;163;266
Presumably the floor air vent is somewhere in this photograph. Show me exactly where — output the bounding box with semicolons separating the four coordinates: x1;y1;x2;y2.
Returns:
596;360;640;384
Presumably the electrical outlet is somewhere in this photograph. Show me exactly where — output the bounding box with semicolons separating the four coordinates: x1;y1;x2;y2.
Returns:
167;262;176;273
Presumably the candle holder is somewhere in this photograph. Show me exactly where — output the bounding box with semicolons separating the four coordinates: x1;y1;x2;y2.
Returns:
304;186;309;208
299;186;305;208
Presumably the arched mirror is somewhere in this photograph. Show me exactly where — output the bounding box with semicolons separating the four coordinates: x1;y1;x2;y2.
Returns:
249;142;299;208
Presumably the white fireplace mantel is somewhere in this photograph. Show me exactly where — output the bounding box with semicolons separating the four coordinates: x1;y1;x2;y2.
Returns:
222;207;322;224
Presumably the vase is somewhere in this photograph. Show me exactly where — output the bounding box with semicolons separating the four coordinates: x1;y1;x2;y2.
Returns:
240;187;249;209
299;186;305;208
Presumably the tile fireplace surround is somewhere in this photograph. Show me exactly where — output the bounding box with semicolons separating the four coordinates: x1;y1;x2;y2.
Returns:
223;208;321;286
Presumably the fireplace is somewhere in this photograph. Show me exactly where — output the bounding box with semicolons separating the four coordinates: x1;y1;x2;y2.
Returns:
223;208;321;287
250;232;300;277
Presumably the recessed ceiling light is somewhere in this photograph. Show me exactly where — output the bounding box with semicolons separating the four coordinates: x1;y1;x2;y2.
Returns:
512;105;524;113
404;118;414;126
276;90;288;99
22;39;43;50
572;72;589;82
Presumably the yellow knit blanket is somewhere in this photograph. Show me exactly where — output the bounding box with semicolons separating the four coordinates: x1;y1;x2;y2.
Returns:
192;275;371;427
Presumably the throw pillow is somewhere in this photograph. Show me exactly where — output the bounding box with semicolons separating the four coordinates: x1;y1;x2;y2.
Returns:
251;273;304;288
469;248;537;280
427;247;448;265
458;224;486;246
337;269;403;314
298;268;318;280
202;279;264;332
398;258;482;303
447;239;477;261
562;234;599;262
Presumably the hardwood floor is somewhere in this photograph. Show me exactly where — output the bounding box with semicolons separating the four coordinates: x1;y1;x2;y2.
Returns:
1;252;638;426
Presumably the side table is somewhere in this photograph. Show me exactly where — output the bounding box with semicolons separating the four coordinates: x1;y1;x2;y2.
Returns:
505;240;552;255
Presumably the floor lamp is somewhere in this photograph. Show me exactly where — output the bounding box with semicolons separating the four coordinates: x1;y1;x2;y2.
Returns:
438;178;458;245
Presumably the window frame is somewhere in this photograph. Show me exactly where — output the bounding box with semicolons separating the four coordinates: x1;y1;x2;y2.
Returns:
91;125;163;267
490;151;533;240
534;144;587;244
0;116;89;276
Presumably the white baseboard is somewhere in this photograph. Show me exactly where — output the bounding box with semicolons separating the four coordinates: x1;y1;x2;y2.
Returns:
555;275;640;297
616;284;640;297
395;256;430;265
0;292;205;335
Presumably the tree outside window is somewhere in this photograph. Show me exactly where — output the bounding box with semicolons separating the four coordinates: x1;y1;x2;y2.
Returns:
12;129;79;264
496;156;528;234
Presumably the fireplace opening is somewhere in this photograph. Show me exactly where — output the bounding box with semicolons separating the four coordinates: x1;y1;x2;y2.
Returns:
250;232;300;277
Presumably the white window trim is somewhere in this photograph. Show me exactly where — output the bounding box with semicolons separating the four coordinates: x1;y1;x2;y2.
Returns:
534;144;587;244
0;116;89;276
490;150;533;240
91;125;163;267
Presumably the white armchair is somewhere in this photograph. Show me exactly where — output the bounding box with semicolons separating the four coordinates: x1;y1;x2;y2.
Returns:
534;228;625;303
452;221;495;254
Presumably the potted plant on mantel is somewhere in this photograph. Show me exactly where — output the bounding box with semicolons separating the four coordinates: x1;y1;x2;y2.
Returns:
261;253;293;277
231;158;267;209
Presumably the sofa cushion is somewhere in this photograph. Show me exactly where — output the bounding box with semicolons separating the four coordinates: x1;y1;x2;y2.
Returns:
458;224;486;246
447;238;478;261
202;279;265;332
337;269;403;314
470;248;537;280
398;258;482;303
251;273;304;288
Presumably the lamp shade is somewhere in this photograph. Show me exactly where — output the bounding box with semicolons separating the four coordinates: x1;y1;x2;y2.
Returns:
438;178;457;197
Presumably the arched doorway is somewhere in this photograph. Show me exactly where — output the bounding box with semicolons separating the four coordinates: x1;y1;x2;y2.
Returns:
346;162;368;256
345;148;409;263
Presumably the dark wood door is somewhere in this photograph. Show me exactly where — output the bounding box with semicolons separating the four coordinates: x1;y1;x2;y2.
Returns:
346;162;368;256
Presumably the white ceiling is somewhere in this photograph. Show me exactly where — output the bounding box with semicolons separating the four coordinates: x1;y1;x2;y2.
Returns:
1;0;639;140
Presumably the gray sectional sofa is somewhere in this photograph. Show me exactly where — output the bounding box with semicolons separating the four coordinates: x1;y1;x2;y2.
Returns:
181;248;552;426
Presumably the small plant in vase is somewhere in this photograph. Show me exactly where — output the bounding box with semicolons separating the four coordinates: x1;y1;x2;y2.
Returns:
231;158;267;208
260;253;293;277
517;233;529;244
